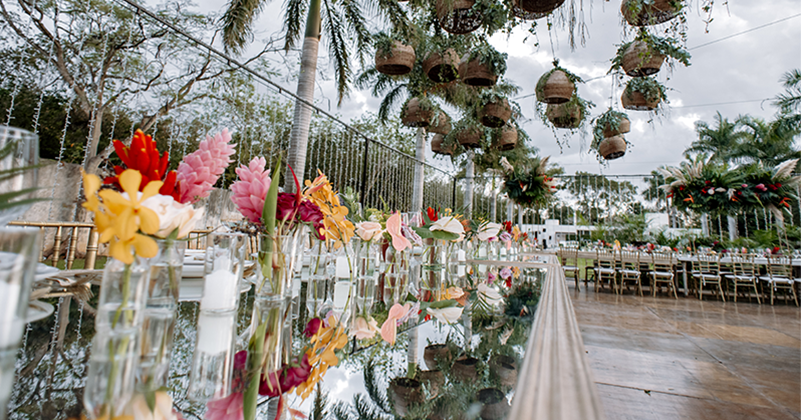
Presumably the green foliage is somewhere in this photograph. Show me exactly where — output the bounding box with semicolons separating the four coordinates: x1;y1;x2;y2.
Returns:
609;29;691;73
502;156;557;208
466;42;508;77
538;93;594;132
624;76;668;104
591;109;629;147
504;281;541;318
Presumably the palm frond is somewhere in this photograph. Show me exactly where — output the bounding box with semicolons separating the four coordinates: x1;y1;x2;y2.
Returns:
377;84;407;123
321;0;352;105
283;0;308;51
773;159;799;181
339;0;371;68
221;0;265;54
368;0;411;38
310;383;329;420
363;359;392;413
331;402;354;420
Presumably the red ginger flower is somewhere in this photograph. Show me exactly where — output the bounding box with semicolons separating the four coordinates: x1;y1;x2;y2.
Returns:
104;130;178;198
426;207;438;222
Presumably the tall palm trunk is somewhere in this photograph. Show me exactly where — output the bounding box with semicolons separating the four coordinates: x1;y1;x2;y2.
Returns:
463;151;474;218
284;0;321;192
411;127;425;212
490;177;497;222
517;204;523;226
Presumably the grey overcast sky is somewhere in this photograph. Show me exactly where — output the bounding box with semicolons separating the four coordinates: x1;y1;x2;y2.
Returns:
195;0;801;176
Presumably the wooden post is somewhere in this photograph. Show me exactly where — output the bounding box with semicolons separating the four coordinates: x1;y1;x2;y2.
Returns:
67;226;79;269
85;227;98;270
51;226;63;267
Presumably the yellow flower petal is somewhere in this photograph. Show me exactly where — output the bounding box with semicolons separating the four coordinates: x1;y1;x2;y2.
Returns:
137;206;160;235
141;180;163;201
116;207;137;241
118;169;142;199
109;238;133;264
132;234;158;258
81;170;100;196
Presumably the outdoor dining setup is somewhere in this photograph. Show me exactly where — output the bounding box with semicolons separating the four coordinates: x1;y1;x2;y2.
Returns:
558;246;801;305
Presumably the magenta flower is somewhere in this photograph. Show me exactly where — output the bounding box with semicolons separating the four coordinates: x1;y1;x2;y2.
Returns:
500;267;512;280
230;157;271;224
299;201;325;239
206;392;244;420
755;183;767;192
303;317;322;337
487;271;497;284
499;231;512;242
259;354;311;397
276;192;298;222
176;129;236;204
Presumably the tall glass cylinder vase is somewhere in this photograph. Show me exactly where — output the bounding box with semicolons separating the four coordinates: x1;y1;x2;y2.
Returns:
306;239;330;317
420;239;447;302
0;228;39;420
187;232;246;403
382;245;409;306
331;244;354;320
353;238;380;316
447;242;467;289
137;239;186;392
84;256;150;419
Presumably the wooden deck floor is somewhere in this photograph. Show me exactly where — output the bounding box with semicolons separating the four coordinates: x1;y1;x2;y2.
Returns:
569;281;801;420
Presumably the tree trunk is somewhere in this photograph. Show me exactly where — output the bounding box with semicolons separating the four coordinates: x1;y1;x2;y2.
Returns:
284;0;322;192
463;151;474;218
517;204;523;226
701;214;709;236
410;127;425;213
506;199;513;223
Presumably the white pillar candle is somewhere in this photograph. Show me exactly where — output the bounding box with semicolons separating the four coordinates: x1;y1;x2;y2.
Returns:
195;312;235;355
335;256;350;279
201;270;238;311
0;282;22;349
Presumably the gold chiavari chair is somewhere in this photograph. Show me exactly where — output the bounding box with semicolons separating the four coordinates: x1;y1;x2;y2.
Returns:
559;246;581;290
759;255;798;306
692;253;725;302
650;252;678;299
618;251;642;296
594;249;618;293
729;254;761;304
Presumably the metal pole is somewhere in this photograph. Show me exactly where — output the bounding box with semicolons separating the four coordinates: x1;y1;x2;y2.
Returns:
452;177;457;209
359;138;370;206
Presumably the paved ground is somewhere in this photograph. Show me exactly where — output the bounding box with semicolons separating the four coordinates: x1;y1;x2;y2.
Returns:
569;281;801;420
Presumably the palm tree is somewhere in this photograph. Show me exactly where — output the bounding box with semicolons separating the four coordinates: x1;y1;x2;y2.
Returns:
684;112;746;163
774;69;801;116
221;0;408;190
732;115;800;167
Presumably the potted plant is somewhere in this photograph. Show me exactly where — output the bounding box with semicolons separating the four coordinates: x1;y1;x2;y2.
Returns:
422;36;462;83
536;60;583;104
447;117;485;149
401;96;438;127
620;0;683;26
459;43;508;87
516;0;565;14
431;133;455;155
476;387;510;420
610;30;691;77
374;31;416;76
477;90;513;128
491;124;518;151
389;377;424;416
428;110;452;135
501;155;558;208
544;94;593;129
436;0;507;35
593;109;631;139
592;135;628;161
621;77;667;111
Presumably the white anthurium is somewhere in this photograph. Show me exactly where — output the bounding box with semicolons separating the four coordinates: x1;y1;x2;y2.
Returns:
430;216;465;236
477;222;503;241
478;284;503;307
427;306;463;324
141;194;204;239
355;221;383;241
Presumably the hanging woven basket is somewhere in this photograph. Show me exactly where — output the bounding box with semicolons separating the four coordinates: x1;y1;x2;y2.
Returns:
427;112;452;135
621;0;679;26
621;90;660;111
436;0;482;35
518;0;565;14
456;125;482;149
536;70;575;104
401;98;434;127
375;42;416;76
459;55;498;87
601;117;631;138
431;134;454;155
621;41;665;77
479;98;512;128
598;135;627;160
423;49;460;83
494;125;518;151
546;103;582;129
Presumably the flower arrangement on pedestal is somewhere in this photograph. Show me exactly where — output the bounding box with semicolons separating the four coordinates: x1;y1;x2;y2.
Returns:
500;156;558;208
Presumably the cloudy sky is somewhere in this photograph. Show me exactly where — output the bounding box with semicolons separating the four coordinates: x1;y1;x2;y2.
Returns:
194;0;801;177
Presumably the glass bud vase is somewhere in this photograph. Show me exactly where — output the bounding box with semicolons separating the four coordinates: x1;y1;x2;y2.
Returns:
0;228;39;420
306;239;330;317
84;256;150;420
353;238;379;315
382;245;409;306
420;239;447;302
187;232;246;403
137;239;186;391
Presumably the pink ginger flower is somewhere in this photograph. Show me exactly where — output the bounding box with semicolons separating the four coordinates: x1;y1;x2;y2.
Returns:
205;392;243;420
176;129;236;204
230;157;271;224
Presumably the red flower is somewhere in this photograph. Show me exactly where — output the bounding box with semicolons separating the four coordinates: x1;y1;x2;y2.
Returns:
303;317;322;338
426;207;438;222
776;183;782;188
260;354;311;397
104;130;178;199
705;181;711;185
505;277;512;288
503;221;512;233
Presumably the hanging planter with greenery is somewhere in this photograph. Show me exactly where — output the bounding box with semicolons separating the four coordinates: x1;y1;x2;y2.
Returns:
491;124;518;151
459;43;508;87
620;0;683;27
374;32;416;76
610;31;691;77
593;135;628;161
401;97;437;127
593;109;631;139
477;90;513;128
536;60;582;104
621;77;667;111
517;0;565;14
427;110;452;135
423;48;461;83
445;117;484;150
501;156;557;208
544;94;593;129
431;133;455;155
